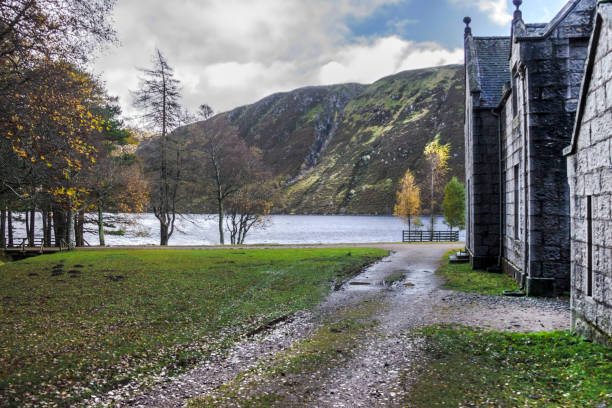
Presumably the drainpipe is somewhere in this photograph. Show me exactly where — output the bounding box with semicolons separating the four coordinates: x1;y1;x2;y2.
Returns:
520;65;529;290
490;109;503;269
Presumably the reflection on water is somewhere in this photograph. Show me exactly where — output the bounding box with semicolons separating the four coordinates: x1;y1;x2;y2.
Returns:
9;214;465;246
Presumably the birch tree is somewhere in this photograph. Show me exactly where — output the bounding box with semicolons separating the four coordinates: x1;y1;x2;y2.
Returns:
424;134;450;233
393;169;421;232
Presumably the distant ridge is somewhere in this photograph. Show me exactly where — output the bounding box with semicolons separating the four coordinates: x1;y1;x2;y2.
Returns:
175;65;466;214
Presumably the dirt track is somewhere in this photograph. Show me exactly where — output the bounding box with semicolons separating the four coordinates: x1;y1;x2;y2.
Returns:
88;243;569;408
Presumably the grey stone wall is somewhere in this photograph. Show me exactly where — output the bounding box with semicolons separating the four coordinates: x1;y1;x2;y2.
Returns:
567;4;612;346
500;97;526;282
465;99;501;268
499;0;596;295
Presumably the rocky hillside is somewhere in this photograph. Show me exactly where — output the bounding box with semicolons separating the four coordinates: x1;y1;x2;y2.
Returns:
186;65;465;214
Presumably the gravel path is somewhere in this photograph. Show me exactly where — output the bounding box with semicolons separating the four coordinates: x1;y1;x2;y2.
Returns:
89;244;570;408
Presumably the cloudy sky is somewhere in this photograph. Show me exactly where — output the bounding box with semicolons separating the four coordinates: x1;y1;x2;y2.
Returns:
93;0;568;119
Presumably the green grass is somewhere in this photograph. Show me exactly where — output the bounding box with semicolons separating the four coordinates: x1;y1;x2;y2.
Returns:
0;248;387;407
405;326;612;408
437;249;520;295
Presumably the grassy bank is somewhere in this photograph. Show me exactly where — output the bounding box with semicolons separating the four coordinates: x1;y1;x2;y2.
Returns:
405;326;612;407
437;249;519;295
0;248;386;407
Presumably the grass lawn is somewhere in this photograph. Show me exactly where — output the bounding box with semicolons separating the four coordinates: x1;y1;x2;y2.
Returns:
437;249;520;295
405;326;612;408
0;247;386;407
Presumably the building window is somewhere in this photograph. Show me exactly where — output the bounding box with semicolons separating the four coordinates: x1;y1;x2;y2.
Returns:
514;165;519;239
512;75;519;117
587;196;593;297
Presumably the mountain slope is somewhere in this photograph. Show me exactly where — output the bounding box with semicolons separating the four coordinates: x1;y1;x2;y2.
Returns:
184;65;465;214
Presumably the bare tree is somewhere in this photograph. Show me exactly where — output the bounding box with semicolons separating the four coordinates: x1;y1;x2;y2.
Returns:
225;182;274;245
198;104;214;121
186;116;259;245
133;49;183;246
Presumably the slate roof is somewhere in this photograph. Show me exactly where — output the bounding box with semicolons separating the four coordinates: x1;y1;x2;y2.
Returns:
471;37;511;107
518;0;593;39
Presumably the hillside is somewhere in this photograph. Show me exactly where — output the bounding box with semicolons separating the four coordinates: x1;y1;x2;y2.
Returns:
176;65;465;214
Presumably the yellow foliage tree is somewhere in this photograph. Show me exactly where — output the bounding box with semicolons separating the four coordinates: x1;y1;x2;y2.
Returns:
393;169;421;232
424;134;450;232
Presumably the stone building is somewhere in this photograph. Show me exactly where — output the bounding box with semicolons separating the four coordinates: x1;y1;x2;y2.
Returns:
464;0;598;296
564;1;612;345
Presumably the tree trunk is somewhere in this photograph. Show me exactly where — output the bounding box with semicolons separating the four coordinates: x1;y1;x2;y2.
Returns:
53;211;67;247
160;221;169;246
28;209;35;246
25;211;31;246
75;210;84;247
43;210;52;247
42;211;48;247
7;211;13;247
430;172;435;234
67;209;75;249
46;211;53;246
0;206;6;248
98;207;105;246
218;199;224;245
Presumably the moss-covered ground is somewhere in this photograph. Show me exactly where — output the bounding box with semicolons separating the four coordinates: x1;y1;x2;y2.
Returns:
405;326;612;408
0;248;386;407
437;249;520;295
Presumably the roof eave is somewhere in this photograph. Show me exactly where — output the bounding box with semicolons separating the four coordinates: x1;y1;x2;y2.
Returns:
565;4;607;156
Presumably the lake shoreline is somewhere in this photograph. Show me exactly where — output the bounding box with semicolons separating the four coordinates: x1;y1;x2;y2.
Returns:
7;214;466;246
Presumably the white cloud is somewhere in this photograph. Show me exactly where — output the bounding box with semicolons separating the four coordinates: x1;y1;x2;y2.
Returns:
319;36;462;85
449;0;512;25
94;0;462;119
476;0;512;25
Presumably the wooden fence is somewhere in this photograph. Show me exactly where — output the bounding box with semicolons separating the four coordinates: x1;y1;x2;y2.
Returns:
402;230;459;242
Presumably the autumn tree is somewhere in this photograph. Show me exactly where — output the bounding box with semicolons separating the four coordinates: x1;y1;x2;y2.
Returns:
0;0;116;69
3;63;107;248
0;0;117;166
85;102;149;245
0;0;117;248
443;177;465;232
424;134;450;233
393;169;421;232
133;49;185;246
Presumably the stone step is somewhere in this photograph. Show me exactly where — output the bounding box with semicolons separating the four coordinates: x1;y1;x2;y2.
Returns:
449;255;469;264
456;251;469;260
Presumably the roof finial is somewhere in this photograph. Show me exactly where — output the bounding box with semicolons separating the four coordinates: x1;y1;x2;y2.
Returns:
513;0;523;21
463;16;472;37
512;0;523;21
